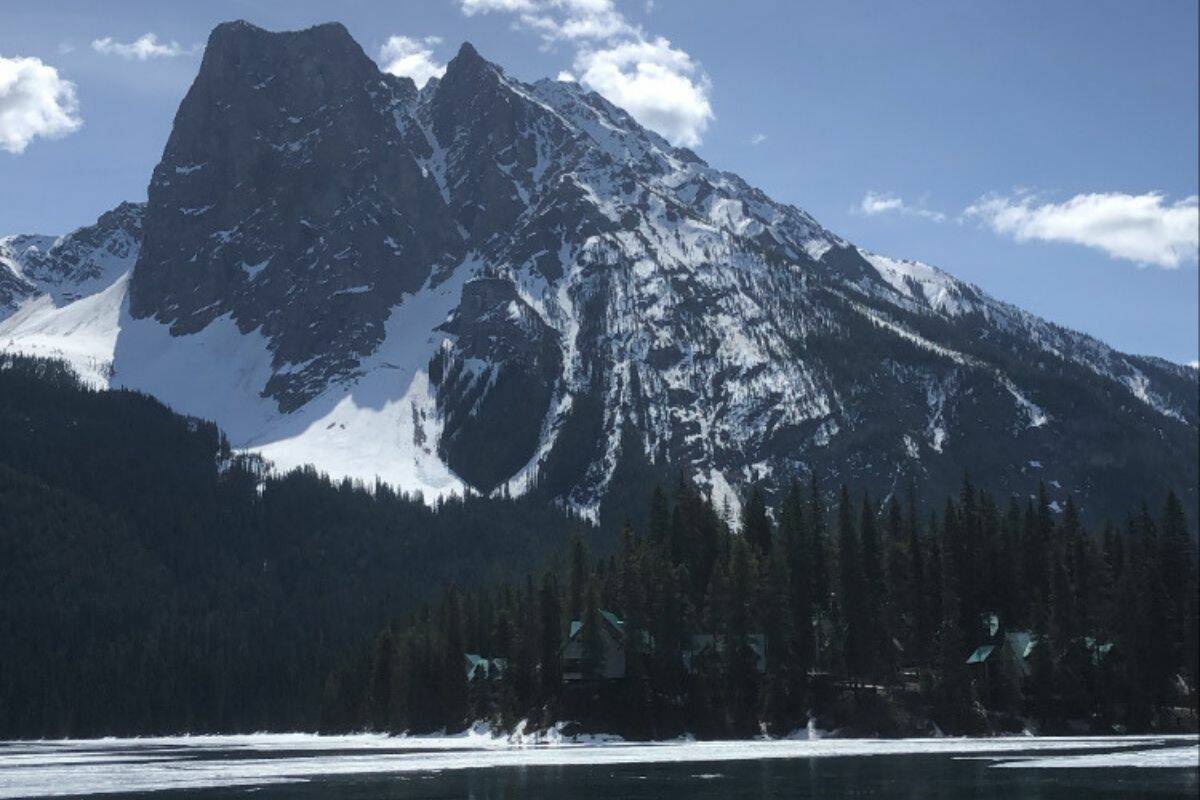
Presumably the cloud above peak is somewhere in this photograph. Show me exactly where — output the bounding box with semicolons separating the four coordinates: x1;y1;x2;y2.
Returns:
0;56;82;154
858;191;947;222
379;35;446;88
461;0;537;13
458;0;714;148
572;36;712;147
965;191;1199;268
464;0;636;41
92;33;197;60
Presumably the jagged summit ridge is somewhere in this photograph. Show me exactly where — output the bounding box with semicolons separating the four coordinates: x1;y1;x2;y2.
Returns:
1;21;1195;524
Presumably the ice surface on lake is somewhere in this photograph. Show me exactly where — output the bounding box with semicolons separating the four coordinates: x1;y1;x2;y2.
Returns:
0;734;1196;798
985;745;1199;769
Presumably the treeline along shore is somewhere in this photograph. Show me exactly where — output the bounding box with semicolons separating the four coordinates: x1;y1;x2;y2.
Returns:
325;478;1198;739
0;354;1196;740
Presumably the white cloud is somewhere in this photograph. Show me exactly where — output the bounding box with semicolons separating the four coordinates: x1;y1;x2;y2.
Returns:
0;56;81;154
92;33;196;60
572;37;712;147
457;0;713;147
466;0;638;41
525;1;639;42
461;0;537;13
749;132;767;145
858;190;946;223
379;36;446;88
965;191;1200;268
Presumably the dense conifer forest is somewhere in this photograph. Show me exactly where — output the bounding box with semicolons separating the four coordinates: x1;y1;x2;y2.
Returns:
327;479;1199;739
1;354;1195;740
0;356;600;738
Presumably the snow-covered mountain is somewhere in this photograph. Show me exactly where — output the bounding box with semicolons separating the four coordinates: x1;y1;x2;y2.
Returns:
2;21;1196;522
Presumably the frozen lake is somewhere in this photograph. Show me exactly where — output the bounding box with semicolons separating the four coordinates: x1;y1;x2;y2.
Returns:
0;732;1196;798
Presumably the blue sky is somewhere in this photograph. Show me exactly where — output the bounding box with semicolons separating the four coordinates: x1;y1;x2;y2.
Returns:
2;0;1197;363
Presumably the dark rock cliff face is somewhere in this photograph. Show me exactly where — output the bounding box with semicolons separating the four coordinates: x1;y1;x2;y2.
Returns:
129;22;462;409
433;277;562;492
4;21;1196;524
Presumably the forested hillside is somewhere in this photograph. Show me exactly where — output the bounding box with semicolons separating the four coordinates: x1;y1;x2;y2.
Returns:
330;479;1199;739
0;355;600;738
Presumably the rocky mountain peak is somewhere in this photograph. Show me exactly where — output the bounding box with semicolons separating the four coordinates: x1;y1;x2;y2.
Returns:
1;20;1195;525
450;41;486;67
130;21;464;409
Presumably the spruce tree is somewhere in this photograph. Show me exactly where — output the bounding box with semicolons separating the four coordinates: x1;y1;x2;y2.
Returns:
885;494;908;656
649;484;671;549
1159;490;1195;674
808;474;830;620
1000;498;1024;626
568;533;589;621
925;516;944;663
762;541;794;731
725;537;759;735
580;580;605;680
539;572;563;695
742;486;772;555
368;628;398;732
837;485;863;679
442;586;469;730
782;482;814;674
907;500;929;667
860;493;887;679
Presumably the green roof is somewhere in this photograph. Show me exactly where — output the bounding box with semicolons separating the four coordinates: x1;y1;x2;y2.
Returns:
601;610;624;631
966;644;995;664
569;610;624;641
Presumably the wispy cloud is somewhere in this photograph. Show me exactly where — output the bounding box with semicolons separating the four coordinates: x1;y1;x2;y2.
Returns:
458;0;714;148
461;0;537;12
964;191;1199;268
379;35;446;88
92;33;198;60
749;132;767;145
0;56;81;154
857;190;946;222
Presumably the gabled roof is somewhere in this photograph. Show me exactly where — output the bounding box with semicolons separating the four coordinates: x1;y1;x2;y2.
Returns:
464;652;490;680
568;610;624;641
966;644;996;664
683;633;767;673
1005;631;1037;659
